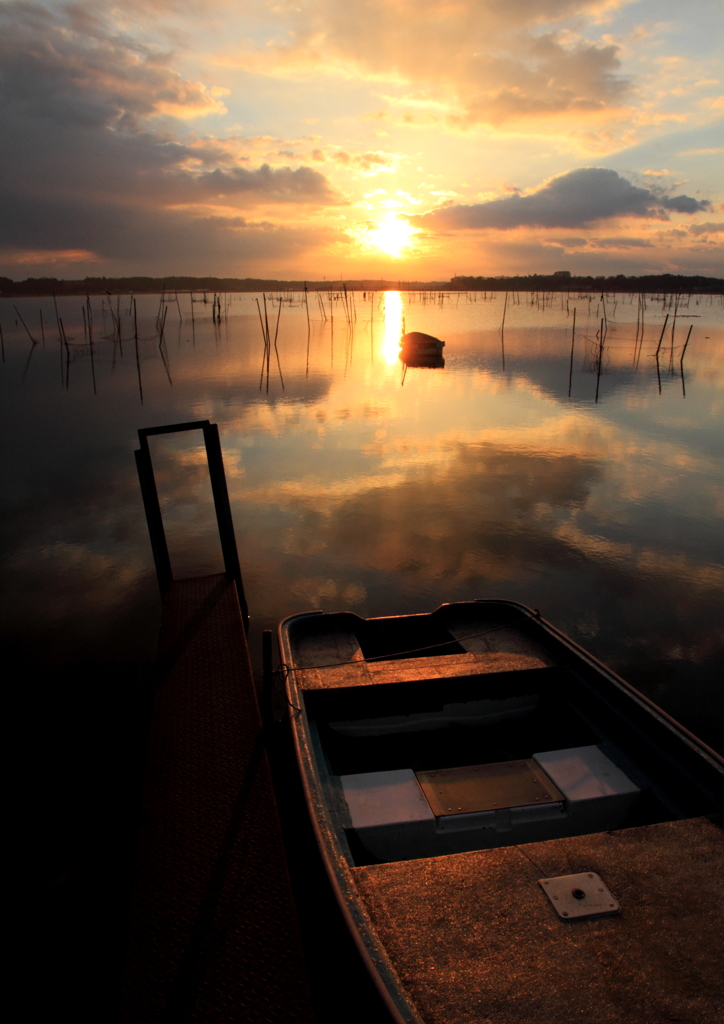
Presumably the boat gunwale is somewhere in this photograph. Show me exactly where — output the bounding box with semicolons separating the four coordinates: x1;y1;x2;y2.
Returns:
507;602;724;772
279;609;422;1024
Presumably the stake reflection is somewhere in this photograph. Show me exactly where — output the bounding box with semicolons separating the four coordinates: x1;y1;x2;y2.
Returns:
382;290;403;365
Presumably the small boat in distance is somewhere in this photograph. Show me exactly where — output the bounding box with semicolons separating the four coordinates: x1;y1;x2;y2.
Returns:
279;600;724;1024
400;331;445;368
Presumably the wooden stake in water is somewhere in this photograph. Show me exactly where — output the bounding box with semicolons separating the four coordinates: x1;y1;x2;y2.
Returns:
568;307;576;398
53;294;64;384
595;317;604;403
59;317;70;391
500;291;508;370
14;305;39;346
133;297;143;404
655;313;670;359
255;297;269;390
83;304;97;394
639;294;647;370
273;297;284;390
680;324;692;398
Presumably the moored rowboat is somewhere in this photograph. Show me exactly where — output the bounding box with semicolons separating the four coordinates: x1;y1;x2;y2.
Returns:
399;332;445;369
400;331;445;355
279;600;724;1024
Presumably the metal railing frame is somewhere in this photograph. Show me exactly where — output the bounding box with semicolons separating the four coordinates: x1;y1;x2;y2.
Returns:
135;419;249;632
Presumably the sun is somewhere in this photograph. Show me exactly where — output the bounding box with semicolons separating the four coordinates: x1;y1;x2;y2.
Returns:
364;215;417;258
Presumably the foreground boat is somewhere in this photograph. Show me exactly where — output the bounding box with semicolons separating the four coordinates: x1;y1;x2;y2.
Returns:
279;600;724;1024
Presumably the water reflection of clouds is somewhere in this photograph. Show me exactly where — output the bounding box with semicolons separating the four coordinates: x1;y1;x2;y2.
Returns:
229;394;719;507
554;522;724;591
2;294;723;747
245;438;723;666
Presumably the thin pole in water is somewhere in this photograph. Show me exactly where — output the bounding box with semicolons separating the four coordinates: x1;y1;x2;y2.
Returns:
568;307;576;398
500;290;508;370
53;295;63;384
272;298;284;390
679;324;693;398
133;297;143;404
655;313;669;359
60;317;70;390
679;322;693;397
86;304;97;394
14;305;38;346
595;317;604;403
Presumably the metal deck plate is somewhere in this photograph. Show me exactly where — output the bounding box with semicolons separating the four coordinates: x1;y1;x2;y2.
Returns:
539;871;621;920
416;759;563;816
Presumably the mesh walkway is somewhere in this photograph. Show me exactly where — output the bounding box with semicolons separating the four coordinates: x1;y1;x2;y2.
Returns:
120;574;314;1023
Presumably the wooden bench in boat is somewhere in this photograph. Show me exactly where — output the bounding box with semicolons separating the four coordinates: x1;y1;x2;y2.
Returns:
295;650;552;690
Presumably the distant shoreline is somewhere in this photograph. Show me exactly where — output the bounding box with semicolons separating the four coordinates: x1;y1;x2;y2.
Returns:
1;272;722;297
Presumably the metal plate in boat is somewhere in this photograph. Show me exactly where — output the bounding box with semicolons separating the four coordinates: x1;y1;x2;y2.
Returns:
416;759;563;816
539;872;621;920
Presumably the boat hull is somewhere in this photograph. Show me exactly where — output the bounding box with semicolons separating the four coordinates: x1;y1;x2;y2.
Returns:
279;600;724;1024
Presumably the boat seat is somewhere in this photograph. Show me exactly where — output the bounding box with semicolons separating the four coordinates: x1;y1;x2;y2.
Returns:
339;745;640;863
340;769;437;863
533;745;640;832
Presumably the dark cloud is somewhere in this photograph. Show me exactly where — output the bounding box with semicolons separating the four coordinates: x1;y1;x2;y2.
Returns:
193;165;334;200
588;237;654;249
689;221;724;236
411;168;710;231
661;194;707;214
0;3;339;274
0;1;225;128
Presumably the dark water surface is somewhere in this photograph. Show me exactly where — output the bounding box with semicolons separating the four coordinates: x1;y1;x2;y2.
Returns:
3;288;723;1010
3;289;723;739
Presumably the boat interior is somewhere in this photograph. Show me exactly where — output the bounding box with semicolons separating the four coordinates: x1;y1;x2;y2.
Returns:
285;601;719;867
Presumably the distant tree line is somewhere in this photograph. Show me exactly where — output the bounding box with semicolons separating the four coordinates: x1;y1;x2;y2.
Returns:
0;272;721;296
0;276;449;297
449;272;723;294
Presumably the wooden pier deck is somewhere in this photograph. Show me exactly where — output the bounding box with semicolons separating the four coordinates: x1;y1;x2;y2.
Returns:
119;574;314;1022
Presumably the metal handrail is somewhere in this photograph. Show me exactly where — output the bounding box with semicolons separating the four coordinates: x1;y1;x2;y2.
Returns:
135;419;249;631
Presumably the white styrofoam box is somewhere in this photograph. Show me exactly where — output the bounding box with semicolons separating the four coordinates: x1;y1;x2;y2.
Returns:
341;769;435;828
533;745;640;832
340;769;437;861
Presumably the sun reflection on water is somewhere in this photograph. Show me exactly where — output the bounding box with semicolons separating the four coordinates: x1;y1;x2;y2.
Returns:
382;290;403;365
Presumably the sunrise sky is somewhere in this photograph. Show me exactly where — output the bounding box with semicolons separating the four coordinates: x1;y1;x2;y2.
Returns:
1;0;722;280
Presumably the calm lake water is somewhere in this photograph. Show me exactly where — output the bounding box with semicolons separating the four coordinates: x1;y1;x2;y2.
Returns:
2;289;723;752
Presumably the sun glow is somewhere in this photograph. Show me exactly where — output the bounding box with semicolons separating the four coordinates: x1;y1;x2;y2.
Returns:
365;215;417;257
